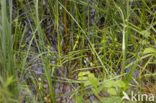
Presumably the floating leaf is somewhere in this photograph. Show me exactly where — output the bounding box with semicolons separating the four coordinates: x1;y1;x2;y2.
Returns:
78;71;90;77
88;73;99;88
107;88;117;95
143;48;156;54
140;40;149;45
84;81;91;87
141;30;150;38
78;77;88;81
103;81;114;88
88;73;95;78
101;96;123;103
115;80;126;88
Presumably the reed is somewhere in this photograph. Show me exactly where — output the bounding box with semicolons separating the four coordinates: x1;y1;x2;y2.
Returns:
0;0;155;102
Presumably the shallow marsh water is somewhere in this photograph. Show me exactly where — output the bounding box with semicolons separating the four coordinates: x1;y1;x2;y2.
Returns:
0;0;155;103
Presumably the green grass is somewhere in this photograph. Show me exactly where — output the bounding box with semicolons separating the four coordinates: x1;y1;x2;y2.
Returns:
0;0;18;102
0;0;155;103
